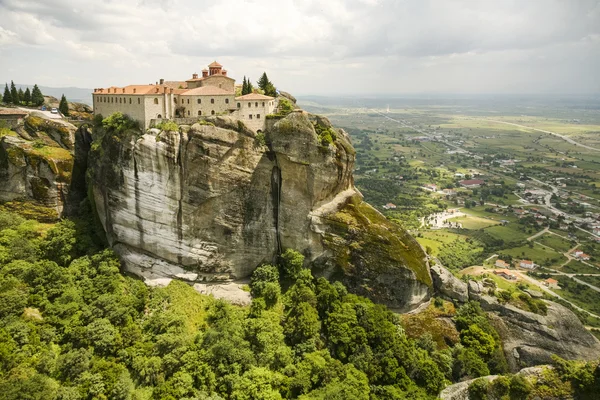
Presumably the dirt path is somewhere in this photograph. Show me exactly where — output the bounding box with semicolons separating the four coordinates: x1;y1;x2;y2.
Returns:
527;227;548;241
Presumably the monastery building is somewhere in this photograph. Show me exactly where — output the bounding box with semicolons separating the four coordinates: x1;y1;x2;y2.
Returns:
92;61;277;132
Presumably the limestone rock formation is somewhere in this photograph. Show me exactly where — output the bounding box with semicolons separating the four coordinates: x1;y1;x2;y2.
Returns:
88;111;432;310
0;114;77;218
430;264;469;303
431;265;600;371
486;298;600;370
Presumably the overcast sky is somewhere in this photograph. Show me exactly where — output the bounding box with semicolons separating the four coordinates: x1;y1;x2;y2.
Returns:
0;0;599;95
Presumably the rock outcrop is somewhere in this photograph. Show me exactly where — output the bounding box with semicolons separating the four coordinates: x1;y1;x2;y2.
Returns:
0;114;77;218
431;264;600;370
430;264;469;303
439;366;546;400
88;111;432;310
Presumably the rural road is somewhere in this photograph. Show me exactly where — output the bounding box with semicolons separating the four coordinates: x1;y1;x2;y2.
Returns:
18;107;64;120
485;119;600;152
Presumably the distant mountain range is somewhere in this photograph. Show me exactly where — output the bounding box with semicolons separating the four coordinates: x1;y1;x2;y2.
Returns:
11;84;93;105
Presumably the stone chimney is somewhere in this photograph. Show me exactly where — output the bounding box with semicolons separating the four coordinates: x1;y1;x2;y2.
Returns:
192;73;198;79
160;78;165;85
133;88;136;94
122;88;125;93
202;69;208;78
222;70;227;76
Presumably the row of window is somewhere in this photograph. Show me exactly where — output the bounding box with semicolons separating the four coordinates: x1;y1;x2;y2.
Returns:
96;96;232;106
97;97;141;104
248;114;261;119
174;98;229;105
244;102;267;108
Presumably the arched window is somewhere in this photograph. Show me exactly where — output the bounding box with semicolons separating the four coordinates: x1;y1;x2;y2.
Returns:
198;111;202;116
248;102;251;107
262;102;265;107
138;98;141;104
174;98;177;104
237;102;240;108
211;98;215;104
255;102;258;107
225;98;229;104
197;99;201;104
157;114;162;118
187;99;190;104
211;110;215;115
187;110;190;116
129;98;132;104
154;98;159;104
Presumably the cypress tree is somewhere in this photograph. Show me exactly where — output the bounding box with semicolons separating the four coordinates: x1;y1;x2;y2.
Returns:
23;88;31;105
2;84;11;104
264;82;277;97
59;94;69;116
258;72;269;91
31;84;44;106
10;81;18;105
246;78;253;94
17;88;24;104
242;76;248;95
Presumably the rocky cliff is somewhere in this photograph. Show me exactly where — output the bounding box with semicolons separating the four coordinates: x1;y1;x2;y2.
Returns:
88;110;432;310
0;113;77;219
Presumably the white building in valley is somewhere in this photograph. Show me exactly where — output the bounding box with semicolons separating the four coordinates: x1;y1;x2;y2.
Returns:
92;61;277;131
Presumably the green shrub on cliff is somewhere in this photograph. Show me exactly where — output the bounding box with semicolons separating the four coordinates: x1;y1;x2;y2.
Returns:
101;112;139;133
155;120;179;132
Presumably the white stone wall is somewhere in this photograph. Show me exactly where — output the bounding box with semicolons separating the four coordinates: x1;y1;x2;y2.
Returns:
93;94;148;127
234;99;276;132
144;96;167;125
176;95;235;118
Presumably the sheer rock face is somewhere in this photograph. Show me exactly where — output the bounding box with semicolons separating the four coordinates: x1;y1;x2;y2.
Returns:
89;112;432;310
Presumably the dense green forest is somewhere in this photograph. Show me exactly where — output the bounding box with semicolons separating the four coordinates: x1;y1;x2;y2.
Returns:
1;206;599;399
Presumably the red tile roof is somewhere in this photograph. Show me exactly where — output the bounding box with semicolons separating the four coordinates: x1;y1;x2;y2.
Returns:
208;61;222;67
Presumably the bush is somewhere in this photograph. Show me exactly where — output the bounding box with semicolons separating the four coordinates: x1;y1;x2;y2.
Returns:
509;374;532;399
102;112;139;133
155;120;179;132
468;377;489;400
255;132;266;146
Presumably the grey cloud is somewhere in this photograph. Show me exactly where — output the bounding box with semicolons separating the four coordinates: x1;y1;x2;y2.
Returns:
0;0;598;94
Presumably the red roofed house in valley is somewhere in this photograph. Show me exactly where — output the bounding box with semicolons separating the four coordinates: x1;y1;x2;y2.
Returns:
544;278;559;289
495;259;510;268
519;260;535;269
494;269;517;281
459;179;485;188
92;61;277;131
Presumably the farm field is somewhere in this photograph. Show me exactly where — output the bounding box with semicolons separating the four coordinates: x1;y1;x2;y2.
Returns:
560;260;600;275
499;243;566;267
447;215;499;230
536;234;574;253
